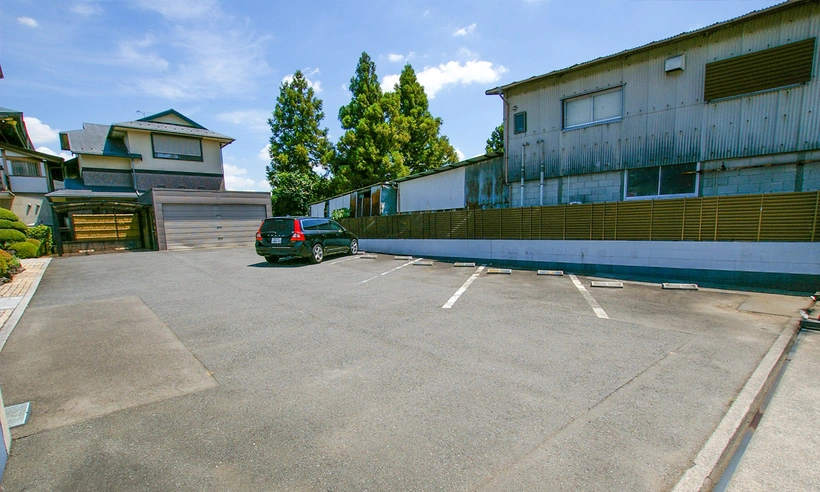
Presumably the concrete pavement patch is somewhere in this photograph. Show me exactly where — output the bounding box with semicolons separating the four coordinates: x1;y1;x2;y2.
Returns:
0;295;217;438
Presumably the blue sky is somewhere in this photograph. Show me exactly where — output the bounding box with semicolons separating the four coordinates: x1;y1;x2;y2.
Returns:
2;0;780;191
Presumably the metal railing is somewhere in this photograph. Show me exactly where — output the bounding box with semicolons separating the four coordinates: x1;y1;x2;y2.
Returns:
340;191;820;242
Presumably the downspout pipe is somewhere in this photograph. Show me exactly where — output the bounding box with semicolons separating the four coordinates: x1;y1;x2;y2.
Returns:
520;142;529;207
537;139;545;206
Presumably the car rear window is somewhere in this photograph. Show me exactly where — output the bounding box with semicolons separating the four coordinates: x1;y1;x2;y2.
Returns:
260;218;295;235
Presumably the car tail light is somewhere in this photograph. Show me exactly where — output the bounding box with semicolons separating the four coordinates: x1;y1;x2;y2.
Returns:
291;219;305;242
255;225;263;241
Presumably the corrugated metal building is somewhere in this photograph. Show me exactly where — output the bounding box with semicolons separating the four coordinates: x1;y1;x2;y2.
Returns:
486;0;820;207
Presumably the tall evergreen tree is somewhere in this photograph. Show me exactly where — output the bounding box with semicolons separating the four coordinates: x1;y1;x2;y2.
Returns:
334;52;409;190
395;64;458;174
266;70;333;215
485;124;504;154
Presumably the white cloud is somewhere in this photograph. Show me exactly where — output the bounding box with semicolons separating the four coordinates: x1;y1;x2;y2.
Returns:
388;53;404;63
258;144;271;162
383;59;507;97
123;2;272;100
23;117;59;145
381;74;400;92
452;23;476;37
223;164;269;191
455;148;465;161
72;3;102;15
282;70;323;93
36;146;73;160
118;35;169;71
217;110;270;133
17;17;38;27
135;0;218;20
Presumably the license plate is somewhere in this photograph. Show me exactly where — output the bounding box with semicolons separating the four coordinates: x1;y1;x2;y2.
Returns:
270;237;282;244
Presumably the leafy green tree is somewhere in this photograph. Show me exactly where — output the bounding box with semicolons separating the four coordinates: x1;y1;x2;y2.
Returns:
394;64;458;173
334;52;409;190
266;70;334;214
486;124;504;154
270;171;319;216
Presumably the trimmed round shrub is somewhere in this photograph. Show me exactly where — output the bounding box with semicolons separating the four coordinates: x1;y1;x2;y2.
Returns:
25;238;41;256
0;229;26;244
7;241;39;259
0;219;28;232
0;208;19;222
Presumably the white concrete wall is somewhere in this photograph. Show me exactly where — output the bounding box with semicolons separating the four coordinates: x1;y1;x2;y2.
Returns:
359;239;820;276
124;131;224;175
399;167;465;212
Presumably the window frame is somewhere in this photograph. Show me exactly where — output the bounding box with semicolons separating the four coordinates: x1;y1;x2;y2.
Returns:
9;160;42;177
151;133;204;162
624;162;700;201
513;112;527;134
563;86;624;131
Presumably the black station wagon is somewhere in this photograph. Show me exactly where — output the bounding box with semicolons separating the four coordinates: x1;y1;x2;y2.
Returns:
255;217;359;264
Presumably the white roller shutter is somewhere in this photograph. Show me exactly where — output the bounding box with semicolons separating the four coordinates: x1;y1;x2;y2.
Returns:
162;203;267;250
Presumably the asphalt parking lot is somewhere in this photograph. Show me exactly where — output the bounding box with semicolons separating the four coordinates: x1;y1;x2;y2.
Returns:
0;247;803;491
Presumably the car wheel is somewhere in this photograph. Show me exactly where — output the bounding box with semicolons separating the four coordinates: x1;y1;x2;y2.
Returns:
264;255;279;263
310;243;324;264
349;239;359;255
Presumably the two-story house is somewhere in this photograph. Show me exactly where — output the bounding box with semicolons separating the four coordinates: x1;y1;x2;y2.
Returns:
52;109;270;253
486;0;820;208
0;107;63;227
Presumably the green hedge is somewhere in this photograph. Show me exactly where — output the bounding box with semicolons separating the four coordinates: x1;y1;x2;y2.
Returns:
0;250;11;276
0;229;26;244
0;219;28;232
0;208;19;222
26;225;51;255
7;241;39;259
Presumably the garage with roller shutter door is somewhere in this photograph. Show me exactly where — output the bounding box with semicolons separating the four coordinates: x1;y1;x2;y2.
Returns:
140;189;271;250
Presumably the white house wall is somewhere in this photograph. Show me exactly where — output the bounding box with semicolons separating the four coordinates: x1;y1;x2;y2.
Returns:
399;167;465;212
124;131;224;175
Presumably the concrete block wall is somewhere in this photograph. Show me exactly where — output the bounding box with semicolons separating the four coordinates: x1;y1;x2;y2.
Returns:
802;161;820;191
516;170;623;207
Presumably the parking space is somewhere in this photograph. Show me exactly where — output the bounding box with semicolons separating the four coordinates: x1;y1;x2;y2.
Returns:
0;247;802;491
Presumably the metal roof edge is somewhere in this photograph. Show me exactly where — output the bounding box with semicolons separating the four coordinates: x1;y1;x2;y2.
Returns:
485;0;801;95
0;143;65;162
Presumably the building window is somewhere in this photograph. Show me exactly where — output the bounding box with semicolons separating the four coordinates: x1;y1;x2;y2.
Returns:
704;38;815;101
564;87;623;129
151;134;203;161
625;163;698;199
514;112;527;134
10;161;42;177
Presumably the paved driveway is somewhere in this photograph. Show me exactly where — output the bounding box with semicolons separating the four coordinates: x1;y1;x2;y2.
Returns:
0;247;801;491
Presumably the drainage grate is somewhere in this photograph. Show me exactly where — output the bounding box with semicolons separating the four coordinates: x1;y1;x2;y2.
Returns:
5;402;31;428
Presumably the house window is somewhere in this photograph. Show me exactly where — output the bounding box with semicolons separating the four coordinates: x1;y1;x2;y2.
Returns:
625;163;698;199
564;87;623;129
514;112;527;134
10;161;42;177
704;38;815;101
151;134;203;161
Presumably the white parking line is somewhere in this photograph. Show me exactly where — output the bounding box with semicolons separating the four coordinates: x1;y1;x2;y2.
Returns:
360;258;420;283
442;265;486;309
569;274;610;319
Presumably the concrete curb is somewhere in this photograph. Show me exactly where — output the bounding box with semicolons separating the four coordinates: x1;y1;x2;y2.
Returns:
0;257;51;354
672;318;800;492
